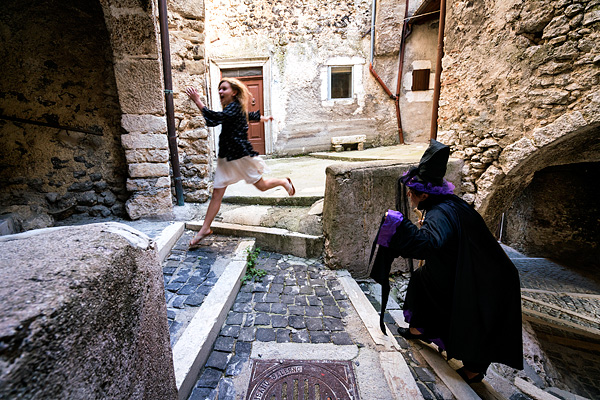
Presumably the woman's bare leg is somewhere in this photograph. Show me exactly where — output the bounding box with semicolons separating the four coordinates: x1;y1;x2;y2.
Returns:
191;187;226;244
254;177;295;195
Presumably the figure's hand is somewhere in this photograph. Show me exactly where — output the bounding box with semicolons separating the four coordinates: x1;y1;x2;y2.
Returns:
261;115;274;122
185;86;200;101
185;87;205;109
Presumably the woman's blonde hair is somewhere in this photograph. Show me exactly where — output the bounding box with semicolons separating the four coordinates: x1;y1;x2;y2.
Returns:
219;77;251;116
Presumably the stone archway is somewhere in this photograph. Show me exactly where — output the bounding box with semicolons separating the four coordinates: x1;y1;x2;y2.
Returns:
474;95;600;269
0;0;174;231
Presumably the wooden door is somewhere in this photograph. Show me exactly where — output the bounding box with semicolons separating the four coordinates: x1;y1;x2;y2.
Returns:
239;76;265;155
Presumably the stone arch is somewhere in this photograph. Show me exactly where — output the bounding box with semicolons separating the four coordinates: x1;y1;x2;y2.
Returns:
0;0;173;231
474;93;600;268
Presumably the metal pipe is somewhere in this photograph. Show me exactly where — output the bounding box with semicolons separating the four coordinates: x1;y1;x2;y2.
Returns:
393;0;412;145
370;0;377;64
158;0;184;206
430;0;447;140
369;63;395;99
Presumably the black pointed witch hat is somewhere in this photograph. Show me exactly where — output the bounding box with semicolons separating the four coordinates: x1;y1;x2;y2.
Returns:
399;139;455;195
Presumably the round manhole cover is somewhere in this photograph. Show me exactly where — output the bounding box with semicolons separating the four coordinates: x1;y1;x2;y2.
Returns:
246;359;360;400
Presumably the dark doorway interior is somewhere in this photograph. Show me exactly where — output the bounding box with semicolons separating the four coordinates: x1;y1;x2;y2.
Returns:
0;0;127;231
503;162;600;281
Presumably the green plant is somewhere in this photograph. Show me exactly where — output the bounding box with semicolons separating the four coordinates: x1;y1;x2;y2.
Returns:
242;247;267;283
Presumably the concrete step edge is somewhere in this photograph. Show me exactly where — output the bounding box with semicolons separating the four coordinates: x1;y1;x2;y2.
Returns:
222;195;323;207
154;222;185;263
186;221;324;259
335;270;424;400
171;239;256;400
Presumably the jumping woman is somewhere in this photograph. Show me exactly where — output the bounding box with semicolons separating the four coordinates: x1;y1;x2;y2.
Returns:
185;78;295;249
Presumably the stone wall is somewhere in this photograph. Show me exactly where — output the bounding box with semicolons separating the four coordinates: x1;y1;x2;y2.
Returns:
0;0;176;226
0;223;177;399
437;0;600;225
0;0;128;230
100;0;174;220
168;0;213;203
323;158;463;277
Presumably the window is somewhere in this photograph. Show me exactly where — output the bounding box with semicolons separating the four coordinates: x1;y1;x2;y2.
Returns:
412;69;430;91
221;67;263;78
329;66;353;99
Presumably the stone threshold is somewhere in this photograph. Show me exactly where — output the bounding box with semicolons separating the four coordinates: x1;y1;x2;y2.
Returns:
186;220;324;259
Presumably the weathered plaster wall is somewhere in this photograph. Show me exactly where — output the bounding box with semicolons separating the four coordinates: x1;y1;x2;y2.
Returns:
400;20;439;143
0;0;127;230
202;0;404;156
437;0;600;227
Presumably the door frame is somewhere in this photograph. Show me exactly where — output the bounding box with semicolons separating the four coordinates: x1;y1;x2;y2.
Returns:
208;58;273;156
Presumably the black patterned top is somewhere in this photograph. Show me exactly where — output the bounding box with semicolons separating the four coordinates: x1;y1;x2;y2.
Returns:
201;100;260;161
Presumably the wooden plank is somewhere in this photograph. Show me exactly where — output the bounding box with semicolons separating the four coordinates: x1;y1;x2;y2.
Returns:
418;345;481;400
379;352;424;400
514;378;561;400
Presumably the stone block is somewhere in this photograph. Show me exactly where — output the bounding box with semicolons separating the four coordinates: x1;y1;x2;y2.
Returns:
498;138;538;173
126;188;173;220
532;111;587;148
105;11;158;58
0;223;177;399
170;0;205;20
114;59;165;114
125;149;170;163
121;133;169;150
122;114;167;134
126;176;171;192
128;162;170;178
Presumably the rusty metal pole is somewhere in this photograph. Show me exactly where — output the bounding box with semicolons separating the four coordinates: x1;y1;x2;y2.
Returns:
158;0;184;206
430;0;447;141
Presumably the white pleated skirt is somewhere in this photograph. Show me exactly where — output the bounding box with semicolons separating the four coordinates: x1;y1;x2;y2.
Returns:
213;156;269;189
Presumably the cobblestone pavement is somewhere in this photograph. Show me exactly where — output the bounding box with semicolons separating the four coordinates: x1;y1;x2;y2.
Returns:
186;251;356;400
164;231;243;347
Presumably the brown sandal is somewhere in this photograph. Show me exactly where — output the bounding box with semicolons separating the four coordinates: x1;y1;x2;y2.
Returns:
188;230;213;249
286;177;296;196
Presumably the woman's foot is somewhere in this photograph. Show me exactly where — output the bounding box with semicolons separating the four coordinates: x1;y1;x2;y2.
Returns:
285;178;296;196
189;230;213;249
456;367;485;384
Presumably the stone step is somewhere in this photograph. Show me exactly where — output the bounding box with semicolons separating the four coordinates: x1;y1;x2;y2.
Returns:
223;194;323;207
186;220;324;259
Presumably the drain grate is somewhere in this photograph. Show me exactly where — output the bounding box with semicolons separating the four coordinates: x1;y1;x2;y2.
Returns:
246;359;360;400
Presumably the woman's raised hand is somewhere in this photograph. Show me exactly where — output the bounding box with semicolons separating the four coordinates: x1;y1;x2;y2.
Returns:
185;87;204;108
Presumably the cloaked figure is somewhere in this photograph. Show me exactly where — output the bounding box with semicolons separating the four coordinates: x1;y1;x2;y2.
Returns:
369;139;523;383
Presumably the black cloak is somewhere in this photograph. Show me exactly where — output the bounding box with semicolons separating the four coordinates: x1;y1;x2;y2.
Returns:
370;194;523;370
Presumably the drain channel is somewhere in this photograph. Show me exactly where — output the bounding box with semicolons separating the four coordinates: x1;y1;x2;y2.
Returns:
246;359;360;400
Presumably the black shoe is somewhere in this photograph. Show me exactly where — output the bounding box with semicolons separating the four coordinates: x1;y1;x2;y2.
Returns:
456;367;485;384
397;327;431;343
